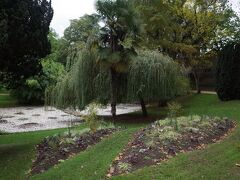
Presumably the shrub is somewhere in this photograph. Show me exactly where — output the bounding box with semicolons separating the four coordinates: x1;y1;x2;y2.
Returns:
216;42;240;101
117;162;132;173
11;59;65;104
84;102;101;132
167;102;182;118
167;101;182;130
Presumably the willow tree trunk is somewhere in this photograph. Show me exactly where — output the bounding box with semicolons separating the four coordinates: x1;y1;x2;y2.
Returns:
139;96;148;117
193;70;201;94
110;68;117;118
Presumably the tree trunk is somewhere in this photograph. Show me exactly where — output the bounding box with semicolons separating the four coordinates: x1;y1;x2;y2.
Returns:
110;68;117;118
139;96;148;117
192;70;201;94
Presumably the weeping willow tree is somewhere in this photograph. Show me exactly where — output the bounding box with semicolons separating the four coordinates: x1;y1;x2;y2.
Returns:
46;1;189;118
46;49;189;117
45;47;111;110
127;50;189;116
45;46;128;112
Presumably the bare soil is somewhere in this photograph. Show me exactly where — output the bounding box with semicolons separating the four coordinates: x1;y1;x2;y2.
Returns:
108;118;235;176
30;128;117;175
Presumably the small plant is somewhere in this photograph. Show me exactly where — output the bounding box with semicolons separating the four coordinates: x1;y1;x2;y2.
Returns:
67;118;73;137
173;119;179;131
117;162;132;173
143;156;151;160
47;134;61;150
198;120;212;128
145;139;155;148
84;102;101;132
159;131;180;142
167;102;182;130
59;137;75;146
167;101;182;118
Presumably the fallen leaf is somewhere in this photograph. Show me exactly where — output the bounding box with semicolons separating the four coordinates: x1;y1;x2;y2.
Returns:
114;156;120;161
106;173;112;178
109;167;115;174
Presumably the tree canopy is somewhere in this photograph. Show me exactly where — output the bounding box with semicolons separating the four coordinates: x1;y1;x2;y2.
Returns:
46;0;239;114
136;0;240;93
94;0;143;116
0;0;53;89
56;14;100;66
216;42;240;101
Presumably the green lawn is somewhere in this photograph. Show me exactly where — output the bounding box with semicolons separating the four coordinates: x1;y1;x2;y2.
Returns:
0;88;7;94
0;93;18;108
1;94;240;179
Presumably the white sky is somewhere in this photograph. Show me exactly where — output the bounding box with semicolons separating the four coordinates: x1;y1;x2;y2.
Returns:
50;0;240;37
51;0;96;37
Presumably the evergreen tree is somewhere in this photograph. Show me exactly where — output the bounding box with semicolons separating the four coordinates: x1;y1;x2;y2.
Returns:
216;43;240;101
136;0;240;94
0;0;53;89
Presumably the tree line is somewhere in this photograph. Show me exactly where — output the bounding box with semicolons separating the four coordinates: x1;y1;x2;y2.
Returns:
0;0;239;110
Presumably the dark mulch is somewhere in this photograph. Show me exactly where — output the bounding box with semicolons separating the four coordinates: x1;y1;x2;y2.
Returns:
109;118;236;176
102;114;159;125
30;128;117;175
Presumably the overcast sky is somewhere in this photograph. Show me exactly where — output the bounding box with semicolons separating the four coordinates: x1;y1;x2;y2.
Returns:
50;0;240;37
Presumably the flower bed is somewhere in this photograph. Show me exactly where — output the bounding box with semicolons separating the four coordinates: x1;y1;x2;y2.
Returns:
30;128;117;175
108;116;235;176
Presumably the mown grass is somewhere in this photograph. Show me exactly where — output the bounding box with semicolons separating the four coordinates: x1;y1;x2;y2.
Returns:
0;94;240;179
0;93;18;108
0;88;8;94
113;94;240;180
0;125;88;180
31;128;138;180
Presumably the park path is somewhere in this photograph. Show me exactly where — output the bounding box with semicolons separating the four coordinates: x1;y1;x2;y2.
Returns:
191;91;217;95
0;104;141;133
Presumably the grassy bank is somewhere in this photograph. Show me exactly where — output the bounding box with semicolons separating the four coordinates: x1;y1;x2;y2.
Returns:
0;93;18;108
0;94;240;179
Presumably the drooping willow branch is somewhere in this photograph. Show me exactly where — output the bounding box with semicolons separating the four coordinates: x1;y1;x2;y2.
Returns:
46;49;189;117
127;50;189;115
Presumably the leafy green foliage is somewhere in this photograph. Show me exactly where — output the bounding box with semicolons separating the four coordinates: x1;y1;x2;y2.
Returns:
47;0;143;117
46;48;106;109
96;0;142;68
136;0;240;92
0;0;53;89
0;93;17;108
127;51;189;103
10;78;44;104
167;101;182;130
57;14;101;66
83;102;101;132
11;49;65;104
117;162;132;173
216;42;240;101
167;102;182;119
64;14;100;46
96;0;143;116
146;115;228;144
9;28;65;104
